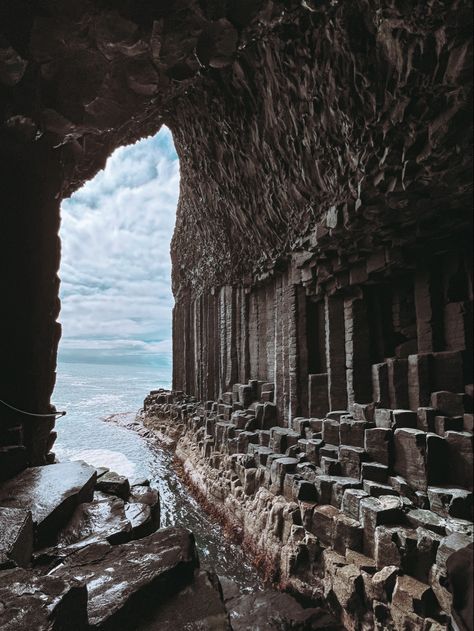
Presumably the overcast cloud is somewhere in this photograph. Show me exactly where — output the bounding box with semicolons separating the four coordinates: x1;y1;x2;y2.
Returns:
58;127;179;366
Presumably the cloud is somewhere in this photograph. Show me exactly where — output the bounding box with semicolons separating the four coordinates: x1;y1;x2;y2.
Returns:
58;127;179;365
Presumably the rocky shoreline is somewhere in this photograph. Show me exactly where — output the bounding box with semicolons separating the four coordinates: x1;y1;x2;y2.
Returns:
141;388;474;631
0;408;341;631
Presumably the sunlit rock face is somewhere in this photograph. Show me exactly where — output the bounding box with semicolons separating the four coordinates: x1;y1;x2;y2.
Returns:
0;2;472;469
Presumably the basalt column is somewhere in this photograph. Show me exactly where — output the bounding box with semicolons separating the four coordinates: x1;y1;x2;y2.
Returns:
169;1;472;421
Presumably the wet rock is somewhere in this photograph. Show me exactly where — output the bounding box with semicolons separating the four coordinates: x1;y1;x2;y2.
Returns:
95;470;131;500
0;568;88;630
196;19;238;69
125;501;158;539
0;462;96;546
51;527;198;630
0;507;33;569
227;589;343;631
57;496;132;546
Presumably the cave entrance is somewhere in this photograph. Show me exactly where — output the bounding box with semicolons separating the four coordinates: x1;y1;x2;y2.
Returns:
52;127;179;466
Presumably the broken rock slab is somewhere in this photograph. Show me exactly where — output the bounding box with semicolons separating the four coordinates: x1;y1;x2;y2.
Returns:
57;496;132;546
0;568;88;631
0;506;33;569
95;470;131;500
51;526;198;631
0;461;96;546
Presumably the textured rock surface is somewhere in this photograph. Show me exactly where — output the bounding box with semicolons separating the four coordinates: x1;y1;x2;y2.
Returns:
0;569;88;631
0;0;472;471
142;389;473;630
0;461;96;546
51;527;199;630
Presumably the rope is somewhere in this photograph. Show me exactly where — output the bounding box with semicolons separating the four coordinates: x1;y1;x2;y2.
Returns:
0;399;66;418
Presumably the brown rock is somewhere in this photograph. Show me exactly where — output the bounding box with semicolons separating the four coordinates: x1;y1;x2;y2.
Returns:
394;428;428;492
392;575;439;618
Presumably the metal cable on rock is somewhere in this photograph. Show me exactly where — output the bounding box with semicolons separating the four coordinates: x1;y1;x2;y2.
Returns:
0;398;66;418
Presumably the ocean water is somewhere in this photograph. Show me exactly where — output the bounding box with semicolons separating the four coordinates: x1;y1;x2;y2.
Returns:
53;359;172;475
53;359;260;589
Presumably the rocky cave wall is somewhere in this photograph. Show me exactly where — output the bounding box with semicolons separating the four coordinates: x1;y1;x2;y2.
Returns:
0;0;473;478
168;0;473;422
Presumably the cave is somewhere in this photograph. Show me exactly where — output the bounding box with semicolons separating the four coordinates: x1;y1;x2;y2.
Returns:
0;1;473;630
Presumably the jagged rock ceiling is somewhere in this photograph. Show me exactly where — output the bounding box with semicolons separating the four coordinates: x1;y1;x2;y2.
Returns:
1;0;472;298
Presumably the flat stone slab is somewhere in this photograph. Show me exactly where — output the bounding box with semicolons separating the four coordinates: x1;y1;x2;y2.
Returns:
0;461;96;546
57;496;132;546
0;568;88;631
0;506;33;569
51;526;198;630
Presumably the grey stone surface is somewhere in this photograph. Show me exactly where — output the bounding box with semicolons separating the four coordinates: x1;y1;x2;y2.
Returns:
0;462;96;546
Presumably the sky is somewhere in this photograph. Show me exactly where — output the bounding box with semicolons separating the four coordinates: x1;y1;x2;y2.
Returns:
58;127;179;366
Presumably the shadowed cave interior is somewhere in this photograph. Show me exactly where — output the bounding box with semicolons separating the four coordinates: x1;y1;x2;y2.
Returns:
0;1;473;630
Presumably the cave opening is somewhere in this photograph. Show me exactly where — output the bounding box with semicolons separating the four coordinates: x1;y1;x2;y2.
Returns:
53;127;179;468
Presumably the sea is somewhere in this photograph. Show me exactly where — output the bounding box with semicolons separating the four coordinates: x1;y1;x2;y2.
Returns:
52;358;260;589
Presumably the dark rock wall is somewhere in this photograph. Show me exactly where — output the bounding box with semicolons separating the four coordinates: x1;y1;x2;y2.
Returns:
0;0;472;473
172;251;473;424
169;0;473;415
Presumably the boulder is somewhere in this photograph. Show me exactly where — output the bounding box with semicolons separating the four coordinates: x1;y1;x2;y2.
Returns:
57;496;132;546
0;569;88;631
96;471;131;500
0;461;96;546
51;527;198;630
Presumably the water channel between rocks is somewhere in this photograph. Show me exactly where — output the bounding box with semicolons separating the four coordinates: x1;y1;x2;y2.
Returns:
53;362;261;593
